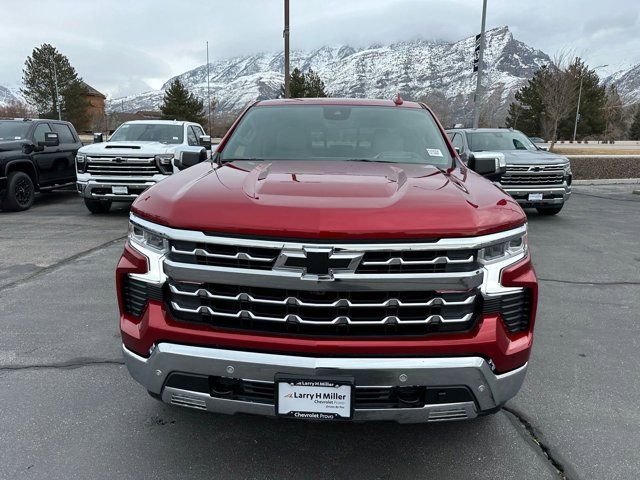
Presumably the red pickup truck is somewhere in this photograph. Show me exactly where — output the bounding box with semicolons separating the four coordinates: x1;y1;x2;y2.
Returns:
117;98;537;423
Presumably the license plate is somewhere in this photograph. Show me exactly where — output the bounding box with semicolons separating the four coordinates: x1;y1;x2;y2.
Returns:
276;375;354;420
528;193;543;201
112;186;128;195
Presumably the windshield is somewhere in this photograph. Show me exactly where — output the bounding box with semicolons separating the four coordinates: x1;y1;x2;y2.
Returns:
109;123;183;144
467;131;536;152
220;105;453;166
0;121;30;141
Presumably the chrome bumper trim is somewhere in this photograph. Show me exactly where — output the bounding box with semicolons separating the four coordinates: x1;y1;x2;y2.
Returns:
163;258;484;292
123;343;528;423
76;178;164;199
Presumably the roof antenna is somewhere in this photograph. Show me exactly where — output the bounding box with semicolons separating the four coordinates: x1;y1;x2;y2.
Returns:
393;93;403;106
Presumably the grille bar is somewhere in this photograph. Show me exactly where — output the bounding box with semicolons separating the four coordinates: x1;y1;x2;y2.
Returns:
87;156;160;176
169;283;476;308
361;255;474;266
170;301;474;325
170;246;275;263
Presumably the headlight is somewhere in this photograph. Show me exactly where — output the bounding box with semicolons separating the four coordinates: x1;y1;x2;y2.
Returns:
155;154;174;174
479;232;527;264
76;153;87;173
128;221;168;254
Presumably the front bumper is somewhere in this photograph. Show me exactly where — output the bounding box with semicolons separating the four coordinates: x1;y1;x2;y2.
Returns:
123;342;528;423
76;174;167;200
502;183;571;207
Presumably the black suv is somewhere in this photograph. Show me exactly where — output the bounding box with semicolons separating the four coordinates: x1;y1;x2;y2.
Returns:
0;118;81;211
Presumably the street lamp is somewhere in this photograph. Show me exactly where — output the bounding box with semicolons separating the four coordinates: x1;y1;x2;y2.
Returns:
572;63;608;142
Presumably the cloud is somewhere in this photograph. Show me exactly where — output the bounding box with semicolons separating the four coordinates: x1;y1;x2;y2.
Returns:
1;0;639;96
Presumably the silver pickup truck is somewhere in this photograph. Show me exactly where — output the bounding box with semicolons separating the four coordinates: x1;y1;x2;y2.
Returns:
446;128;572;216
76;120;211;213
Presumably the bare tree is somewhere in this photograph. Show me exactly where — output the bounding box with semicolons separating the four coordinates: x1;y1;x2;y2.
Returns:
0;101;37;119
537;53;578;150
418;90;452;127
602;85;624;142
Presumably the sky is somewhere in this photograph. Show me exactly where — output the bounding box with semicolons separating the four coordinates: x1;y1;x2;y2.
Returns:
1;0;639;99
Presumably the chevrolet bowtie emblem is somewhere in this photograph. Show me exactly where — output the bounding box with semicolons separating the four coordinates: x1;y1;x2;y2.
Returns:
274;247;363;280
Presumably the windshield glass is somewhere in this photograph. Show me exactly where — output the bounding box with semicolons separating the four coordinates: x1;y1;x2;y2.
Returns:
220;105;453;166
0;121;30;141
467;131;536;151
109;123;183;144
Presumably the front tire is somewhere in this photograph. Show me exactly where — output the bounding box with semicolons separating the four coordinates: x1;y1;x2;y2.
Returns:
1;171;35;211
84;198;112;214
535;205;563;216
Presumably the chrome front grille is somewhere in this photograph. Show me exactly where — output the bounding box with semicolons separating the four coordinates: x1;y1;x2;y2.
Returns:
86;156;160;176
501;164;566;186
166;281;480;336
169;240;279;270
129;214;529;339
357;250;477;274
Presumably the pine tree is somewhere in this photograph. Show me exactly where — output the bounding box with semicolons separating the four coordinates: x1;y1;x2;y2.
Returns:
21;43;88;127
281;67;328;98
557;59;606;139
160;79;206;124
304;69;327;97
505;69;546;136
629;107;640;140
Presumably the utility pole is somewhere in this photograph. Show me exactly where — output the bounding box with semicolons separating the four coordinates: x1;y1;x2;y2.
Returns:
206;41;212;136
573;63;608;142
472;0;487;129
52;58;62;120
283;0;290;98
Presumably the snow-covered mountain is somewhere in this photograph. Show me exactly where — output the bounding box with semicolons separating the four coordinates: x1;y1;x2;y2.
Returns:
0;85;22;107
107;27;549;125
606;64;640;105
107;26;550;125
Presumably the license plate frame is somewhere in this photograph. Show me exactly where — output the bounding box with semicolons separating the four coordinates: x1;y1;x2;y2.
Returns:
275;375;354;421
111;186;129;195
528;193;543;201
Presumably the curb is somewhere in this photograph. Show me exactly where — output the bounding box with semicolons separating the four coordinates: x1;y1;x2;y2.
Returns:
573;178;640;185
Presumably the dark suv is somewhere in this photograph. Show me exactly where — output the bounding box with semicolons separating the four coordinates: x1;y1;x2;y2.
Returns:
0;118;81;211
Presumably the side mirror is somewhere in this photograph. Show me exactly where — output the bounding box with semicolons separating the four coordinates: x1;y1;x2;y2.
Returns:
198;134;212;150
38;132;59;148
176;150;206;170
93;133;104;143
454;146;462;155
467;152;506;176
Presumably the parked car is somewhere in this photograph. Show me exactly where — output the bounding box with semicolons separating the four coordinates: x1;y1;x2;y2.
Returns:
447;128;571;215
0;118;80;211
76;120;211;213
117;98;538;423
528;137;549;151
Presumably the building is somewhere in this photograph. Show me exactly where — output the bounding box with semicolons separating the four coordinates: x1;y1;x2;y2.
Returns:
81;82;106;133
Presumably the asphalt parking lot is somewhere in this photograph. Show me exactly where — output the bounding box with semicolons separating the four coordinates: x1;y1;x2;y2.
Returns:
1;186;638;480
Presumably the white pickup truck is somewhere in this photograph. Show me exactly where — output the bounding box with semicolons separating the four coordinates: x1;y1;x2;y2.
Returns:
76;120;211;213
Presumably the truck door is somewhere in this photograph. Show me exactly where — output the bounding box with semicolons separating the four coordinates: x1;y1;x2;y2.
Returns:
30;122;60;186
50;123;79;182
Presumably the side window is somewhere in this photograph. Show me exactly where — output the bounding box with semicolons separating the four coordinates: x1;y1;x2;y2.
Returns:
186;126;198;146
451;133;464;152
51;123;75;143
194;125;205;137
33;123;51;143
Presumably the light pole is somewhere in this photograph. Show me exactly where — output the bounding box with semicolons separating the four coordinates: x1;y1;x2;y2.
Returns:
206;41;212;136
283;0;290;98
52;58;61;120
472;0;487;129
572;63;607;142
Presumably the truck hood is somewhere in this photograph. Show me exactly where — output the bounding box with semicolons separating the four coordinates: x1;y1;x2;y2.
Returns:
78;141;177;156
132;160;525;239
487;149;569;165
0;140;26;154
